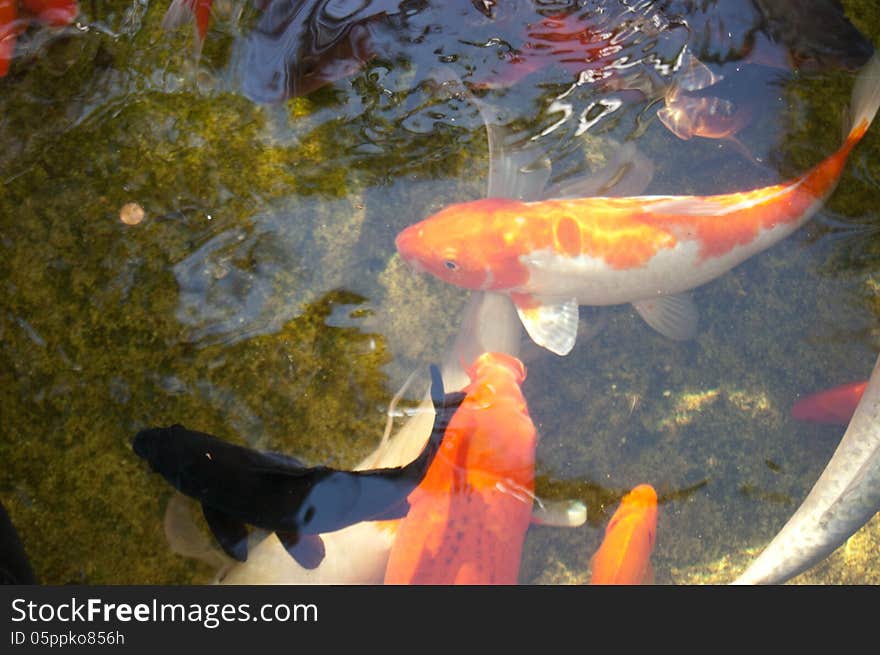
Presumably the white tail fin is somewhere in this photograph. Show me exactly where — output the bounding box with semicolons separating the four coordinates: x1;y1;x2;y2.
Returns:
846;52;880;137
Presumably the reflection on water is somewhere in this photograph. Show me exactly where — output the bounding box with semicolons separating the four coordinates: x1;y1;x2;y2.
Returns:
0;0;879;584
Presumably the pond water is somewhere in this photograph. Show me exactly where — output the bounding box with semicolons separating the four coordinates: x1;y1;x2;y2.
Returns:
1;0;879;584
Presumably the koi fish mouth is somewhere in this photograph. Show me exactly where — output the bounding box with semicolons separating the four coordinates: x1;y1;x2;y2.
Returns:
395;227;427;273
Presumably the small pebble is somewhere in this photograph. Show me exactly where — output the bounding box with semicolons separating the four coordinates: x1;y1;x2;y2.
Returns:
119;202;145;225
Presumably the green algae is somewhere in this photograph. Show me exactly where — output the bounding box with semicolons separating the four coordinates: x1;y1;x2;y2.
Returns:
0;0;879;586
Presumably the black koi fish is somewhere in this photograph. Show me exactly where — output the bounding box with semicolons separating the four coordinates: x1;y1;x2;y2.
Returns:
133;364;464;569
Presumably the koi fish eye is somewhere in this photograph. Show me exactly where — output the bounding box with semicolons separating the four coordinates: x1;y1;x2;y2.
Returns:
444;260;458;271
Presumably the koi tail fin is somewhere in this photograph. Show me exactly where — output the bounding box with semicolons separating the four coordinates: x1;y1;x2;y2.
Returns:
844;52;880;144
162;0;212;55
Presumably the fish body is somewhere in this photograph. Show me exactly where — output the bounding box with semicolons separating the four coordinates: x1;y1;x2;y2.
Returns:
733;354;880;584
657;52;753;155
396;53;880;355
0;0;21;77
134;364;465;569
384;352;537;584
20;0;77;27
590;484;658;585
791;380;867;425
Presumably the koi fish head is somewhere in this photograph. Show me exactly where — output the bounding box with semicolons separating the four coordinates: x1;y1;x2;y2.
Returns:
608;483;658;547
590;483;658;584
467;351;527;388
395;198;530;292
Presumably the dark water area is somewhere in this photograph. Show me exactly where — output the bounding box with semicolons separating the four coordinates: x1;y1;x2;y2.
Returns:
1;0;879;584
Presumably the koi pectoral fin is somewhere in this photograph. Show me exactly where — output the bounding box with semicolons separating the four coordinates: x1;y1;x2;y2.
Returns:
513;297;579;356
202;504;249;562
277;532;326;570
632;293;699;341
530;499;588;528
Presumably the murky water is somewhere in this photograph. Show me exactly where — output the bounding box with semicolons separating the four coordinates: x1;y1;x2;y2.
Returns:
1;0;879;584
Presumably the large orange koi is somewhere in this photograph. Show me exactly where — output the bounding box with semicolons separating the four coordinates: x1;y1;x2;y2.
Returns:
589;483;658;585
384;351;537;585
396;53;880;356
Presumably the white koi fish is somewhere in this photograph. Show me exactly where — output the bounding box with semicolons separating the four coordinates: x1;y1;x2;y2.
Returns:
396;53;880;356
732;353;880;585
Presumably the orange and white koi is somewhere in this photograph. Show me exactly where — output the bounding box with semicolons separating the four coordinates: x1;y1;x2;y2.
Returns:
589;483;658;585
396;53;880;356
791;379;868;425
384;351;537;585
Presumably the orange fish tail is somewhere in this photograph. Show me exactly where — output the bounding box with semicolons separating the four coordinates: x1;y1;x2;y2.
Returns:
800;53;880;199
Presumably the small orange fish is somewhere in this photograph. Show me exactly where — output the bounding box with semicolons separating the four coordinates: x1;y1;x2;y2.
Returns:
657;53;755;158
20;0;78;27
384;352;537;584
163;0;213;52
590;483;658;585
791;380;868;425
396;53;880;356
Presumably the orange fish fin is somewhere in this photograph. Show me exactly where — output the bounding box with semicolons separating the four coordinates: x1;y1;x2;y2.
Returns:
631;293;699;341
512;295;579;356
657;102;697;141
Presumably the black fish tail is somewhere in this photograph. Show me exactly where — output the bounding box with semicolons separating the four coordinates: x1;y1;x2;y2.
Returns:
277;532;325;570
403;364;466;479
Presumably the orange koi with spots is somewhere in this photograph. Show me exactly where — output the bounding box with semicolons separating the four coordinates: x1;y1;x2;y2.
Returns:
792;380;868;425
384;352;537;585
590;484;658;585
396;53;880;356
